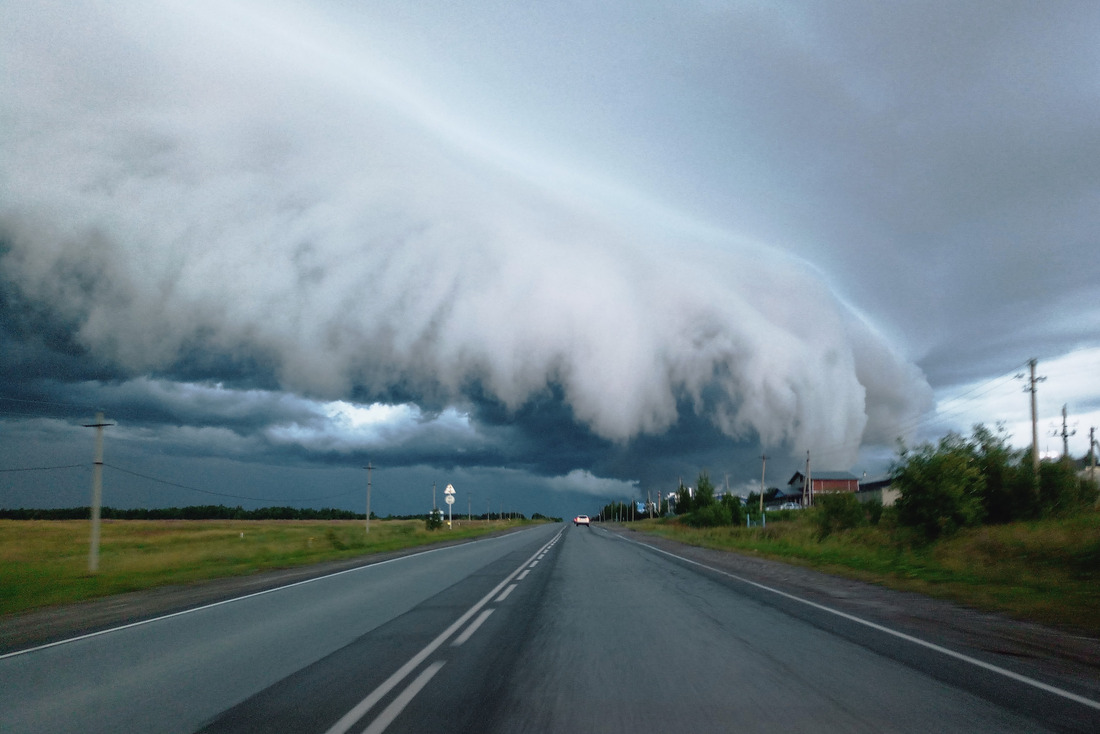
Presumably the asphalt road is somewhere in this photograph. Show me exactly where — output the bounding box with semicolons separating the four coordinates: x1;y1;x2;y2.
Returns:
2;522;1098;733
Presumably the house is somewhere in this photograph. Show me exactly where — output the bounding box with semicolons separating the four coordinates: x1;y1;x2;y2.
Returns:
856;474;900;507
787;471;859;504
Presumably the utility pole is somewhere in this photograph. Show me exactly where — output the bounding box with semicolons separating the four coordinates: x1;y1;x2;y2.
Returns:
1089;427;1098;486
759;454;767;516
83;412;113;573
1022;359;1046;474
805;450;812;508
1054;404;1076;458
432;482;437;511
367;464;376;534
468;493;471;522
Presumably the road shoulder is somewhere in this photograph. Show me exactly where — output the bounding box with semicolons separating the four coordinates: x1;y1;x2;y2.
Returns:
614;525;1100;701
0;530;523;655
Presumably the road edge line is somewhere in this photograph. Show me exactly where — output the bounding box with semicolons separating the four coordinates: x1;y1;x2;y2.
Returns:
623;534;1100;712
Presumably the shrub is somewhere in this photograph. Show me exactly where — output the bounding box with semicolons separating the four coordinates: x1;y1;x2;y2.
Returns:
425;509;444;531
675;482;693;515
695;472;717;508
721;494;745;526
865;498;884;525
814;493;866;538
972;424;1037;522
686;503;732;528
893;433;986;540
1040;458;1098;516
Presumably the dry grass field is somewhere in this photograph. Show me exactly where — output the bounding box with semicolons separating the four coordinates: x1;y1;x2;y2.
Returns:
0;518;527;616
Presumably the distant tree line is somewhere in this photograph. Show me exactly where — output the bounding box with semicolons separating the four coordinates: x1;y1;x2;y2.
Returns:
0;505;368;521
0;506;566;522
599;422;1098;541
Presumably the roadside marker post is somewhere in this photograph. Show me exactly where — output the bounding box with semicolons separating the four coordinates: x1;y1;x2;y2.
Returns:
444;484;456;528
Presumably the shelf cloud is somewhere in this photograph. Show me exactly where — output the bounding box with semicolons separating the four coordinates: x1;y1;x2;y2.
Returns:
0;2;929;470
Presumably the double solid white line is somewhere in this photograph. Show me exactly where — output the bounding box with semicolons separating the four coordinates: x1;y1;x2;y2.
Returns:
324;529;563;734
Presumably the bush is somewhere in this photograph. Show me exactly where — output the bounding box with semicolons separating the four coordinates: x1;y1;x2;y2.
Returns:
675;482;693;515
722;494;745;526
972;424;1037;522
893;433;986;540
685;503;732;528
695;472;717;508
814;494;866;538
425;509;444;530
865;498;884;525
1040;459;1099;516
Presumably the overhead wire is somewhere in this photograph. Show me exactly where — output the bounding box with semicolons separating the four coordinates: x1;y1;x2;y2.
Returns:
759;360;1033;469
0;464;87;473
102;462;361;505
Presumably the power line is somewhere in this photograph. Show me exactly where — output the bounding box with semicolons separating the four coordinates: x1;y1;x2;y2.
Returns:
0;463;87;473
0;395;98;410
103;462;361;504
746;359;1038;474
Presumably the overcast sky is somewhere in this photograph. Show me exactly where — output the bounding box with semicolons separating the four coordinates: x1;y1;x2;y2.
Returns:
2;1;1098;518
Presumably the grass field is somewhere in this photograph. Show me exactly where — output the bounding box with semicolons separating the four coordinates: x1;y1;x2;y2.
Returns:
637;510;1100;635
0;518;531;616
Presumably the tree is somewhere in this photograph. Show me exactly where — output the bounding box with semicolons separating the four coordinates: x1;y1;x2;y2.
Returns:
675;481;693;515
971;423;1036;523
695;472;716;507
721;493;745;526
1039;457;1098;516
892;432;986;539
685;502;731;527
814;493;865;538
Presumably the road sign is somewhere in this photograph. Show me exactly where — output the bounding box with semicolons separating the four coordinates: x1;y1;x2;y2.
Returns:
444;484;455;495
445;495;455;505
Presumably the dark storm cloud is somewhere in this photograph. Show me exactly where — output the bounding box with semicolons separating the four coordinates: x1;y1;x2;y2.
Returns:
2;1;1095;512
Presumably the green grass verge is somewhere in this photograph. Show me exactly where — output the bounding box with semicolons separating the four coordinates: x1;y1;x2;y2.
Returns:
0;518;536;616
636;511;1100;635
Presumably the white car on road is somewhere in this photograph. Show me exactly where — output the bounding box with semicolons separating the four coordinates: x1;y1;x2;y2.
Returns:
573;515;590;527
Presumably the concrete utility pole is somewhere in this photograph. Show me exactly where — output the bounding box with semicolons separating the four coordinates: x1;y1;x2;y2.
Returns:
759;454;767;516
1024;359;1046;474
1088;427;1098;486
364;462;372;534
1055;404;1076;458
805;451;812;508
83;412;113;573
